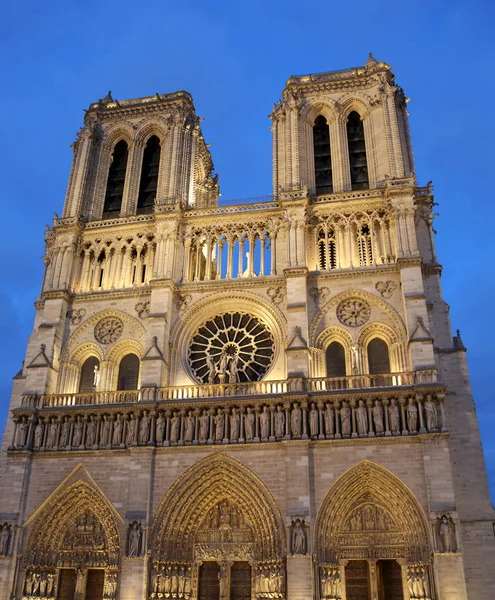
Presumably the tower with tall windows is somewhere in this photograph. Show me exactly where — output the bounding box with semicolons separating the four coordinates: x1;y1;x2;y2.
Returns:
0;56;493;600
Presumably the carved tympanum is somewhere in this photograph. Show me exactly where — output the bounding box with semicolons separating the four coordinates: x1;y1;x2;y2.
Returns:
94;317;123;345
336;298;370;327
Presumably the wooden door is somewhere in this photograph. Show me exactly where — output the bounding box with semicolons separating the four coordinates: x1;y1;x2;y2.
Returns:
57;569;77;600
230;562;251;600
86;569;105;600
345;560;371;600
198;562;220;600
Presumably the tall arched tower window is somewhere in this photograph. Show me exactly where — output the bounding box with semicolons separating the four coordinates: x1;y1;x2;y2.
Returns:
117;354;140;390
137;136;161;213
367;338;390;374
313;116;333;195
347;111;369;190
103;140;128;216
78;356;100;393
318;228;337;270
326;342;346;377
357;225;373;266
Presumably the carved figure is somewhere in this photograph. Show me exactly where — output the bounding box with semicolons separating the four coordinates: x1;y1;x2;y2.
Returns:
291;402;301;437
229;354;239;384
93;364;100;388
199;409;209;442
24;571;34;595
0;525;10;556
373;401;384;434
324;403;334;436
388;398;400;433
206;354;216;384
341;401;351;435
86;416;97;446
127;415;136;445
217;353;229;384
32;572;41;595
218;563;229;600
260;406;270;439
309;403;319;437
46;418;58;448
40;573;48;595
275;405;285;439
291;519;306;554
139;411;150;443
215;409;225;441
60;416;71;447
16;417;28;448
113;414;122;445
170;412;180;443
245;408;255;440
230;408;240;441
47;573;55;596
156;413;165;443
128;521;141;557
34;421;44;449
184;410;195;443
351;344;359;374
424;396;438;430
357;400;368;434
101;415;111;446
407;398;418;432
73;417;83;447
439;515;456;552
350;509;362;531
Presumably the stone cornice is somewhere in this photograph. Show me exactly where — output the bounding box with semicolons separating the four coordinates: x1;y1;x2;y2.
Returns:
71;288;151;303
308;264;398;282
178;276;285;294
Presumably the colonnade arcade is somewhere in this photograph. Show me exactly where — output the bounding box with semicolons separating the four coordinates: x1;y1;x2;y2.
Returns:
16;457;434;600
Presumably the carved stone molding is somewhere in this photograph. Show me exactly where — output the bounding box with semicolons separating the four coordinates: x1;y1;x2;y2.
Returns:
375;280;397;299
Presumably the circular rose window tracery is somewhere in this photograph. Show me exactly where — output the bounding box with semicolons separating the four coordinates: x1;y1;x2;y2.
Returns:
94;317;124;345
188;312;275;384
337;298;371;328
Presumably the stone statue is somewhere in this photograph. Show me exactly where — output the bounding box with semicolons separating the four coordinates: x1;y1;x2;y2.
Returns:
291;402;301;437
218;353;229;384
218;563;229;600
229;354;239;384
185;410;195;443
309;403;319;437
206;354;216;384
40;573;48;596
388;398;400;433
93;364;100;388
47;418;58;448
113;414;122;446
16;417;28;448
275;405;285;439
230;408;240;441
0;525;10;556
103;573;117;597
34;421;44;449
424;396;438;430
60;416;71;447
24;571;34;595
170;412;180;443
351;344;359;374
139;411;150;443
439;515;456;552
291;519;307;554
73;417;83;447
86;416;97;446
324;403;334;436
373;401;384;434
199;409;209;442
32;572;41;595
156;412;165;444
128;522;141;557
47;573;55;596
245;407;255;440
407;398;418;432
356;400;368;434
101;415;111;446
341;401;351;436
260;406;270;439
215;409;224;441
127;415;136;445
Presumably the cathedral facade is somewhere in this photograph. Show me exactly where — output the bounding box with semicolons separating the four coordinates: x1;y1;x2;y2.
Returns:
0;56;494;600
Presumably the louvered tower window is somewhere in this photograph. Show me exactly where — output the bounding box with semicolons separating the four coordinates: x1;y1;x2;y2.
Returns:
347;111;369;190
367;338;390;374
357;225;373;266
103;140;128;216
313;116;333;194
326;342;346;377
137;136;161;214
78;356;100;393
117;354;140;391
318;228;337;270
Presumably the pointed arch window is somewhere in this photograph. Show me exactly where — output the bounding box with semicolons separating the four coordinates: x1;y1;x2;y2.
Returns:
367;338;390;374
326;342;346;378
347;111;369;190
318;228;337;270
137;135;161;214
79;356;100;393
103;140;128;216
117;354;140;390
313;116;333;195
357;224;373;266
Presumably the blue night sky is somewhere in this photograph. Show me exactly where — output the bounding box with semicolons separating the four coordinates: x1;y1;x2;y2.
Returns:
1;1;494;496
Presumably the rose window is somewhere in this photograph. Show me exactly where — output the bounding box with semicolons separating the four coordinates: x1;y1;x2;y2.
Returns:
188;312;275;384
336;298;371;327
94;317;124;345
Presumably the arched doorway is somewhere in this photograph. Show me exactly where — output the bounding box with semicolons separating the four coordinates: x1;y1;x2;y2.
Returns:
150;454;286;600
22;481;121;600
315;461;432;600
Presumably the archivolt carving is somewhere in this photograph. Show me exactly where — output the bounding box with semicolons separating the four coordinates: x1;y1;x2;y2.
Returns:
299;98;340;124
315;326;353;351
68;342;104;367
24;480;120;568
102;123;135;149
315;461;429;563
134;119;168;144
338;93;375;119
151;454;285;562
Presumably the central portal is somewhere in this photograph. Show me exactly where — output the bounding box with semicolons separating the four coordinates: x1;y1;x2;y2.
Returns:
344;560;404;600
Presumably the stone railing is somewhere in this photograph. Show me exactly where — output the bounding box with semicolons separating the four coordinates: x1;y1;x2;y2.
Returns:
20;371;438;409
9;392;445;453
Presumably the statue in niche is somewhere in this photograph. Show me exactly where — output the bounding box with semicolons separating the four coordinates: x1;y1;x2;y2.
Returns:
47;418;58;448
215;409;225;441
162;566;172;595
388;398;400;433
128;521;142;557
86;416;97;446
16;416;28;448
199;409;209;442
260;405;270;439
245;407;255;440
424;395;438;430
93;364;101;388
139;411;150;443
0;524;10;556
101;415;111;446
230;408;240;441
324;403;334;436
341;401;351;436
206;355;216;384
59;416;71;447
73;416;83;447
24;572;34;595
275;405;285;439
32;572;41;595
351;344;359;374
357;400;368;434
75;569;86;600
170;412;180;443
47;573;55;596
373;401;384;434
407;398;418;432
217;353;229;384
185;410;195;443
113;414;122;445
40;573;48;596
438;515;456;552
291;518;307;554
103;573;117;598
321;565;340;599
291;402;301;437
229;354;239;384
154;412;164;444
407;565;429;600
309;403;319;437
218;563;229;600
34;420;44;449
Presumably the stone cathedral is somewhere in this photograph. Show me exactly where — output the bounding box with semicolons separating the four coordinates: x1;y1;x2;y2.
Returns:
0;55;493;600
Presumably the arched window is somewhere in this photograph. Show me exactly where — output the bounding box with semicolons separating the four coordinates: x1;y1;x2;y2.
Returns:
318;228;337;270
367;338;390;374
357;224;373;266
79;356;100;393
117;354;140;391
313;116;333;195
326;342;346;378
103;140;128;216
347;111;369;190
137;136;161;213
